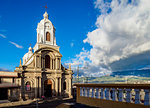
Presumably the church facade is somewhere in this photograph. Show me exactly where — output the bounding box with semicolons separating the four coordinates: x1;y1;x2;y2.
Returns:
0;11;73;100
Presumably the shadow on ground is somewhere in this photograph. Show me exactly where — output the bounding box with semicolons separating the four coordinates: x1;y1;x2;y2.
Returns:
3;98;98;108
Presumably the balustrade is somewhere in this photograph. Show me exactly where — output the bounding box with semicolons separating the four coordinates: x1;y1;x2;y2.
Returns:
75;84;150;106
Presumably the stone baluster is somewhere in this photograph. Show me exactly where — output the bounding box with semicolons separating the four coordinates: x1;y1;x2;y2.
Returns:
80;87;83;96
135;89;140;104
144;89;150;105
83;87;85;96
91;88;94;98
87;88;90;97
84;87;87;97
95;88;99;98
106;88;110;100
100;88;104;99
126;89;132;103
112;88;117;101
118;88;123;102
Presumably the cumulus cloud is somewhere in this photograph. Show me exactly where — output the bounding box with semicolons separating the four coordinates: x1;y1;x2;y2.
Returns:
9;41;23;49
69;0;150;77
0;34;6;38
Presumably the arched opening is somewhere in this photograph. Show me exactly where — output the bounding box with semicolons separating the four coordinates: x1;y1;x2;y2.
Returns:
45;55;50;68
25;81;31;91
44;80;52;97
46;32;50;41
63;81;66;90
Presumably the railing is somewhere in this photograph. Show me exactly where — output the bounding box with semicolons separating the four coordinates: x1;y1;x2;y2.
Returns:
74;84;150;108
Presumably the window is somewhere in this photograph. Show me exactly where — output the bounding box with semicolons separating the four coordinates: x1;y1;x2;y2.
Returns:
46;32;50;41
25;81;31;91
45;55;50;68
63;81;66;90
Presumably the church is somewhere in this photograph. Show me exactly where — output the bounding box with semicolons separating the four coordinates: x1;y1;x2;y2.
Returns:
0;11;73;100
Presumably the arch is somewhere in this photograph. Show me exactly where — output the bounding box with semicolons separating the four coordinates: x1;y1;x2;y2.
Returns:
45;55;50;68
63;81;66;90
44;79;52;97
46;32;50;41
34;47;62;57
25;81;31;91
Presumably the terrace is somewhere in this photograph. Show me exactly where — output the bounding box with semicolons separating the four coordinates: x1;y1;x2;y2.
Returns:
74;83;150;108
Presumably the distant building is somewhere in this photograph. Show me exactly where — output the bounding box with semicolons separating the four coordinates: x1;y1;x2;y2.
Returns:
0;11;73;101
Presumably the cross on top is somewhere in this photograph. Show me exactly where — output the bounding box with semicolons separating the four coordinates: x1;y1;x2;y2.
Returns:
29;43;32;47
44;5;48;11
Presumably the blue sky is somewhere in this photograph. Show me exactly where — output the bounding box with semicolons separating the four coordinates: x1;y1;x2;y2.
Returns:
0;0;97;71
1;0;150;77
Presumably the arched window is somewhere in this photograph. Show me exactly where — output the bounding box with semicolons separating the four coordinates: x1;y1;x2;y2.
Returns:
45;55;50;68
46;32;50;41
63;81;66;90
25;81;31;91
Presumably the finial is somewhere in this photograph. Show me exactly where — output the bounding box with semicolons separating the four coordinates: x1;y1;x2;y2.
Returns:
29;43;32;47
19;59;22;67
69;64;71;70
44;5;48;12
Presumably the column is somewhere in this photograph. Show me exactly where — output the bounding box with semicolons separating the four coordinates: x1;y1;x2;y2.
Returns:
56;57;58;69
69;78;72;97
55;77;59;96
34;77;37;98
59;58;61;69
39;77;42;97
39;55;41;68
53;59;54;70
59;77;62;96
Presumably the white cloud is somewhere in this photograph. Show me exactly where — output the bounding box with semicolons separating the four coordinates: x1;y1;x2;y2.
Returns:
0;68;10;72
0;34;6;38
9;41;23;49
69;0;150;77
70;42;74;47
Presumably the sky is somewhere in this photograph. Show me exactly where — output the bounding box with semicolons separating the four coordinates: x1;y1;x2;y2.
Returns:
1;0;150;77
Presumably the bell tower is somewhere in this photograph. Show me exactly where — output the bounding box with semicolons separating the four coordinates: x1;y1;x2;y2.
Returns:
34;11;57;51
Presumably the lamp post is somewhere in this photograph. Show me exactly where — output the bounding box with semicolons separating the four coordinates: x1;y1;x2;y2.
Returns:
76;65;88;83
77;66;79;83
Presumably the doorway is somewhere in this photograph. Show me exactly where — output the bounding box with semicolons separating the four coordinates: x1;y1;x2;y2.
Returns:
44;80;52;97
0;88;8;100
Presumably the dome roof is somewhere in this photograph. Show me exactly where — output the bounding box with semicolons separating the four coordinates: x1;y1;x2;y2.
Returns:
23;46;33;65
